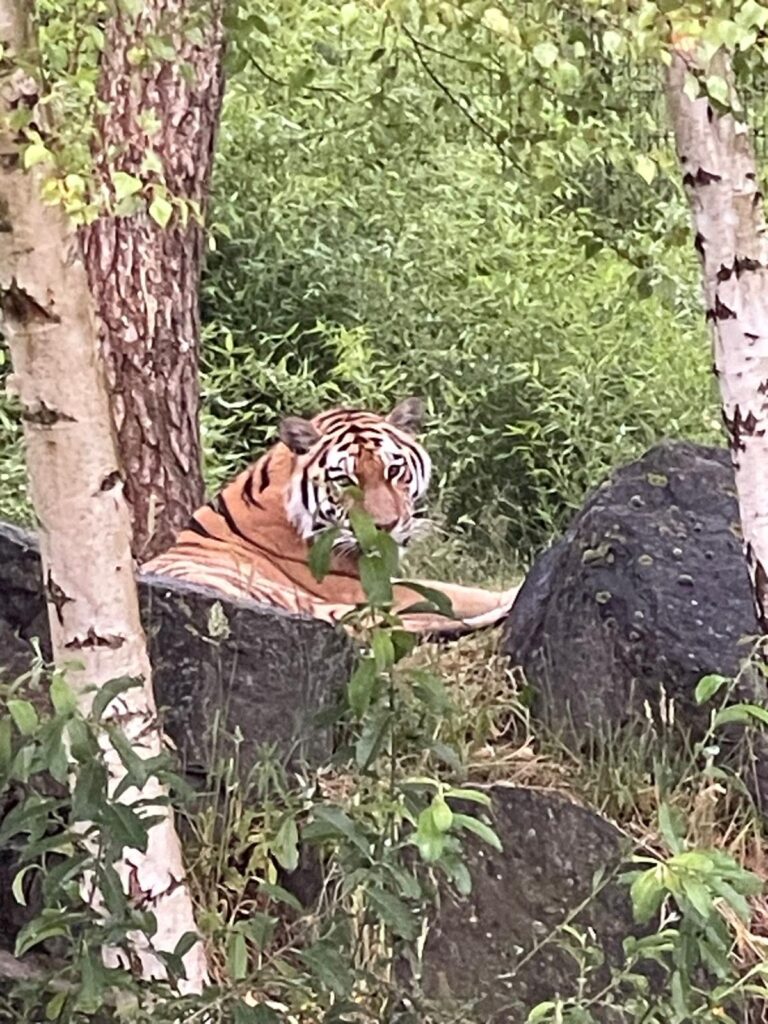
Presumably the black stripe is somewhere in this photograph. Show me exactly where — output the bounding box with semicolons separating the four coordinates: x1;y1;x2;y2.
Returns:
218;492;255;545
242;471;263;509
185;516;214;539
259;457;271;492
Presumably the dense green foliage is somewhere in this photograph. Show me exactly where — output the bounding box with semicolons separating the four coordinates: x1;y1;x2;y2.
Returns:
199;4;719;569
0;1;722;572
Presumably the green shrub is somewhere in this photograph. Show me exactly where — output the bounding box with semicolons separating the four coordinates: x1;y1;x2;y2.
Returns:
200;79;718;565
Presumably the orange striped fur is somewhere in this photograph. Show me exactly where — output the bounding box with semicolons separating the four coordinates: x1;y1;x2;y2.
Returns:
142;400;518;634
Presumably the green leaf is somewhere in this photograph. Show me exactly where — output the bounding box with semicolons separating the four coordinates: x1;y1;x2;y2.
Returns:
532;42;558;68
680;876;713;919
359;552;393;606
415;806;444;862
46;991;67;1020
658;802;685;854
340;2;357;29
630;866;665;924
451;812;503;852
308;527;339;581
227;930;248;980
140;150;164;176
12;864;36;907
444;787;492;807
72;760;108;821
348;656;377;717
149;193;173;228
635;155;657;185
240;912;276;950
15;912;69;956
272;816;299;872
308;805;370;855
398;581;454;618
8;700;38;737
366;887;416;939
355;707;391;769
111;170;143;201
483;7;512;36
50;675;77;715
431;796;453;833
91;676;142;721
23;143;53;170
527;1003;557;1023
173;931;201;961
695;673;727;704
715;703;768;728
705;74;729;107
0;717;13;773
259;882;303;912
299;942;353;997
98;802;151;852
372;630;394;671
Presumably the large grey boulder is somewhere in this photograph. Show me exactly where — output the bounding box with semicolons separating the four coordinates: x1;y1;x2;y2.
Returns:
0;522;354;771
503;442;761;737
414;786;636;1022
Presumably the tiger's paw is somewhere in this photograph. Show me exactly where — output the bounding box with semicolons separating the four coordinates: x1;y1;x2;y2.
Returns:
459;584;520;631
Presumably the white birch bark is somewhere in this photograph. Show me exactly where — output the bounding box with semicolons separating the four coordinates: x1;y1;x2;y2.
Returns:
666;46;768;634
0;1;208;993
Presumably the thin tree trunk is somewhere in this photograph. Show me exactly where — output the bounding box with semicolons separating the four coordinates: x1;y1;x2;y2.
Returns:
666;46;768;634
80;0;225;562
0;1;208;992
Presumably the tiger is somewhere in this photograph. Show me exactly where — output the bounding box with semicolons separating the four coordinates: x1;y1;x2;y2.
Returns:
141;398;519;635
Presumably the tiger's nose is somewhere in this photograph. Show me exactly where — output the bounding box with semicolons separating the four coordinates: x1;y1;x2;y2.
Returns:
376;518;399;532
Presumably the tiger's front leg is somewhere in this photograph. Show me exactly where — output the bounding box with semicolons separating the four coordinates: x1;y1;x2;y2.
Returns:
392;578;520;635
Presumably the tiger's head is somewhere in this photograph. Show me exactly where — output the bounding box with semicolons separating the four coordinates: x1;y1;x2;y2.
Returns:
279;398;432;553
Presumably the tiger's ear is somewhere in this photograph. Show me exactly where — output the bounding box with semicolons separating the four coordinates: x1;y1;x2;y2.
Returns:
387;397;425;435
279;416;321;454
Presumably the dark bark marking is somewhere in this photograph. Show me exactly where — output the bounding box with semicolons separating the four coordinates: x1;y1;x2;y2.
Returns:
722;405;766;452
706;296;737;322
716;264;733;282
1;279;61;324
736;256;762;276
0;152;20;171
745;332;759;342
682;167;722;187
758;379;768;395
0;197;11;233
44;570;73;626
21;401;76;427
64;627;126;650
755;556;768;633
99;470;123;491
694;232;706;258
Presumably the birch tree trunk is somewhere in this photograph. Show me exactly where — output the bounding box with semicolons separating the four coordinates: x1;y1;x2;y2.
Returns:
0;1;208;992
80;0;225;563
666;47;768;635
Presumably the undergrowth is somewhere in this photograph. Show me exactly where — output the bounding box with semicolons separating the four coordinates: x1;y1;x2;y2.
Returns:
1;510;768;1022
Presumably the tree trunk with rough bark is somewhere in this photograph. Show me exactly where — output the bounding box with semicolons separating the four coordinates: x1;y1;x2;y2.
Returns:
0;0;208;992
80;0;225;563
666;46;768;634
